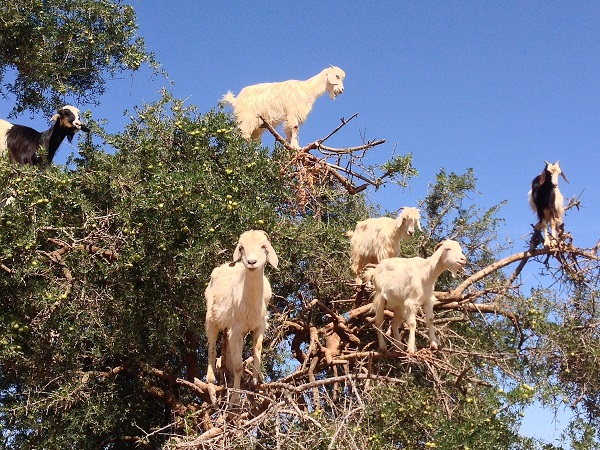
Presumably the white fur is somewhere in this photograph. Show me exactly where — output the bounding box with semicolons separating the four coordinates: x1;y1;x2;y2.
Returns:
347;207;422;285
362;239;467;354
204;230;278;402
222;66;345;148
0;119;12;156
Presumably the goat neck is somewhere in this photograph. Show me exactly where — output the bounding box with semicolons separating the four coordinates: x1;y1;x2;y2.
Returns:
41;118;73;165
242;263;265;291
424;247;448;281
239;265;266;320
392;216;409;239
305;70;329;100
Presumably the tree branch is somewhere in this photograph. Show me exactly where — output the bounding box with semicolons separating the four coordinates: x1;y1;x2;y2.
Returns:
443;245;598;300
259;116;387;196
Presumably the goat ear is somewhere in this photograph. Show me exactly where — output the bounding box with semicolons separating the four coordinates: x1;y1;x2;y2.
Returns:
417;220;423;231
433;241;444;252
255;230;278;267
561;171;569;183
233;245;242;262
538;169;546;185
50;113;60;123
264;241;278;268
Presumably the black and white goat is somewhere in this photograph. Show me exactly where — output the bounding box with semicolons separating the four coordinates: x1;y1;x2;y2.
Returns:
0;105;89;166
528;160;568;248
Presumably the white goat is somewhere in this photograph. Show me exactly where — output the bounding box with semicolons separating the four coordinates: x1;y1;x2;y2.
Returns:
362;239;467;354
222;66;345;148
0;105;89;166
347;207;422;286
528;160;568;248
204;230;278;402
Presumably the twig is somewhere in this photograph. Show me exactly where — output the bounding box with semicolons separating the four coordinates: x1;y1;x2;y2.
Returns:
318;113;359;144
318;139;386;155
259;116;387;196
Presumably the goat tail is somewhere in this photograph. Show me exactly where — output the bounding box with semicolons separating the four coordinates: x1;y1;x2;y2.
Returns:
221;91;236;107
360;264;377;284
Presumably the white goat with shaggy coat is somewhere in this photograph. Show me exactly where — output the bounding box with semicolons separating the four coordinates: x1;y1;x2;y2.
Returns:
362;239;467;354
205;230;278;401
347;207;422;286
222;66;345;148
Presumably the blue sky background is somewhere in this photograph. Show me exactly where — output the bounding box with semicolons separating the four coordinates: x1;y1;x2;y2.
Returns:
3;1;600;444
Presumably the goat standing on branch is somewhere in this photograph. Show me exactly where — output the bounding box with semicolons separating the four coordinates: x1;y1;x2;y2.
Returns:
0;106;89;166
529;160;568;248
347;207;422;286
204;230;278;404
362;239;467;354
222;66;345;148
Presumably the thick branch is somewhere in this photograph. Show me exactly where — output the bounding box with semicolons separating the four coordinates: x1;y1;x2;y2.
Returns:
444;245;598;300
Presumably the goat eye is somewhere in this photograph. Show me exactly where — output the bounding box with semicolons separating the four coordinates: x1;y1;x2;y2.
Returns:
336;75;340;80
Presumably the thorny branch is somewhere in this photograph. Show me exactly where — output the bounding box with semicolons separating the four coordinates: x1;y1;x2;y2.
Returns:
259;115;388;204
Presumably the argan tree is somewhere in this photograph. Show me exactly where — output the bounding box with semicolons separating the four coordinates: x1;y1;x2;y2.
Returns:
1;3;600;449
1;90;599;449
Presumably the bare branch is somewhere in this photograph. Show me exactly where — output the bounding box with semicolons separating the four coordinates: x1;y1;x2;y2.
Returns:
443;245;598;300
258;116;388;198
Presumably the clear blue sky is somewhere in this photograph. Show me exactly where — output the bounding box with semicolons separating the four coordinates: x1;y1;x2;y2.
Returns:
4;1;600;444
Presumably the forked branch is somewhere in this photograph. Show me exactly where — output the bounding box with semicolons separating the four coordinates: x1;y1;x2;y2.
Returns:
259;115;387;196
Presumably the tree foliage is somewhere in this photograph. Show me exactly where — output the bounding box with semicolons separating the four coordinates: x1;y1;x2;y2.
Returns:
1;89;598;449
0;0;156;115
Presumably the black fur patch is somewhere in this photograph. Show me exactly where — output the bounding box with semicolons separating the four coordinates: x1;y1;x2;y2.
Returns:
6;125;43;164
531;168;555;221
